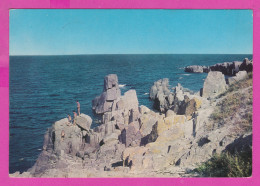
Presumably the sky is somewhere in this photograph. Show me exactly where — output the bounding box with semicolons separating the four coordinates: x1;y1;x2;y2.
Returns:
9;9;253;55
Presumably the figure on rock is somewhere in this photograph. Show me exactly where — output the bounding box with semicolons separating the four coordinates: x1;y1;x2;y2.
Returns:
73;111;77;125
61;130;65;141
67;114;72;126
77;100;81;116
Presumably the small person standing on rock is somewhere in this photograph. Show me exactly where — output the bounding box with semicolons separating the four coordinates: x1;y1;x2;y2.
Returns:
77;100;80;116
67;114;72;125
61;130;65;141
73;110;77;125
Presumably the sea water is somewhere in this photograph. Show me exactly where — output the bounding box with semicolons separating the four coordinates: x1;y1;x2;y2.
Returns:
9;54;252;173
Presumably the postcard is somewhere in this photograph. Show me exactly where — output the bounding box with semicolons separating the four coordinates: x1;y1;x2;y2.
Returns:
8;9;253;178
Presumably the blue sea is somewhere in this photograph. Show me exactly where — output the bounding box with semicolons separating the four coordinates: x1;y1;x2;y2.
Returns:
9;54;252;173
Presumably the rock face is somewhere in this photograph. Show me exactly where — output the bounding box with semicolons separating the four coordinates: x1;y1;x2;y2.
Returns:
202;71;227;98
92;74;121;114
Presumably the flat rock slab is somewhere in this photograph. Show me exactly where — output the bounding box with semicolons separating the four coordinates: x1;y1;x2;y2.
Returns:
76;113;92;131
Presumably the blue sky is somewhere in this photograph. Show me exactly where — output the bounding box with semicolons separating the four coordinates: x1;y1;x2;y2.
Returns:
10;9;253;55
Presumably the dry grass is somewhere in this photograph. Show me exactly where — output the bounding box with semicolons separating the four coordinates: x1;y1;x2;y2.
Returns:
210;74;252;134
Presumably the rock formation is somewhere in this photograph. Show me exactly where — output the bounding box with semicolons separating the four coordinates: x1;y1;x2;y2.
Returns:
11;71;252;178
202;71;227;98
185;65;209;73
227;71;248;85
149;79;203;117
184;58;253;76
239;58;253;72
92;74;121;114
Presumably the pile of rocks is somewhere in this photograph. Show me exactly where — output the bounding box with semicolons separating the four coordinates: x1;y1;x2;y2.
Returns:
184;58;253;76
149;79;203;116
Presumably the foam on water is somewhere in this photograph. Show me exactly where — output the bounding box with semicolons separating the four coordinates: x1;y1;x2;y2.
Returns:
119;84;126;88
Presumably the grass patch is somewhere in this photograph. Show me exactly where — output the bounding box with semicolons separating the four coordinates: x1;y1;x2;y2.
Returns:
209;75;252;133
193;148;252;177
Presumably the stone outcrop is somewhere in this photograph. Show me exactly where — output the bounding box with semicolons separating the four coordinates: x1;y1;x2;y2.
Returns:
202;71;227;98
227;71;248;85
92;74;121;114
239;58;253;72
149;78;171;100
210;61;242;76
184;58;252;76
185;65;209;73
75;114;92;131
150;79;203;117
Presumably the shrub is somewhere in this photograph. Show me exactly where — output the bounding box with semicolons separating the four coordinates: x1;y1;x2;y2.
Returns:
193;148;252;177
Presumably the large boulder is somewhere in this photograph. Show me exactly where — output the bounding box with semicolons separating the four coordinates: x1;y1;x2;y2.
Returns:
75;114;92;131
121;90;139;111
104;74;119;90
139;113;158;136
202;71;227;98
92;74;121;114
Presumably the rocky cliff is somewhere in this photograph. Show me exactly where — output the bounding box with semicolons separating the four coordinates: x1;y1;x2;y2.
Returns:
11;70;252;178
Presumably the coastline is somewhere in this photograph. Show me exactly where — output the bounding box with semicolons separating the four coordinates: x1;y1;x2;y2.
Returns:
10;58;253;178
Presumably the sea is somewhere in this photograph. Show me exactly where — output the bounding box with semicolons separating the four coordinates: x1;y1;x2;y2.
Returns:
9;54;252;173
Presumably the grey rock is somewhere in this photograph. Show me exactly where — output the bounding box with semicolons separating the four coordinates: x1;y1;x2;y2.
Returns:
239;58;253;72
103;133;119;144
139;105;150;115
186;59;252;76
227;71;248;85
202;71;227;98
106;87;121;101
76;114;92;131
121;122;143;147
92;74;121;114
92;92;113;114
129;109;141;123
104;74;119;91
139;114;158;136
185;65;204;73
121;90;139;111
149;78;170;100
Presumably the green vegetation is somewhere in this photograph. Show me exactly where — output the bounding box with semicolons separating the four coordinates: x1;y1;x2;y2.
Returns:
194;148;252;177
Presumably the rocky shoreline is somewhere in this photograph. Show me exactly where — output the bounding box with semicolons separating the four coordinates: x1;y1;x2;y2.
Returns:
10;59;252;177
184;58;253;75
